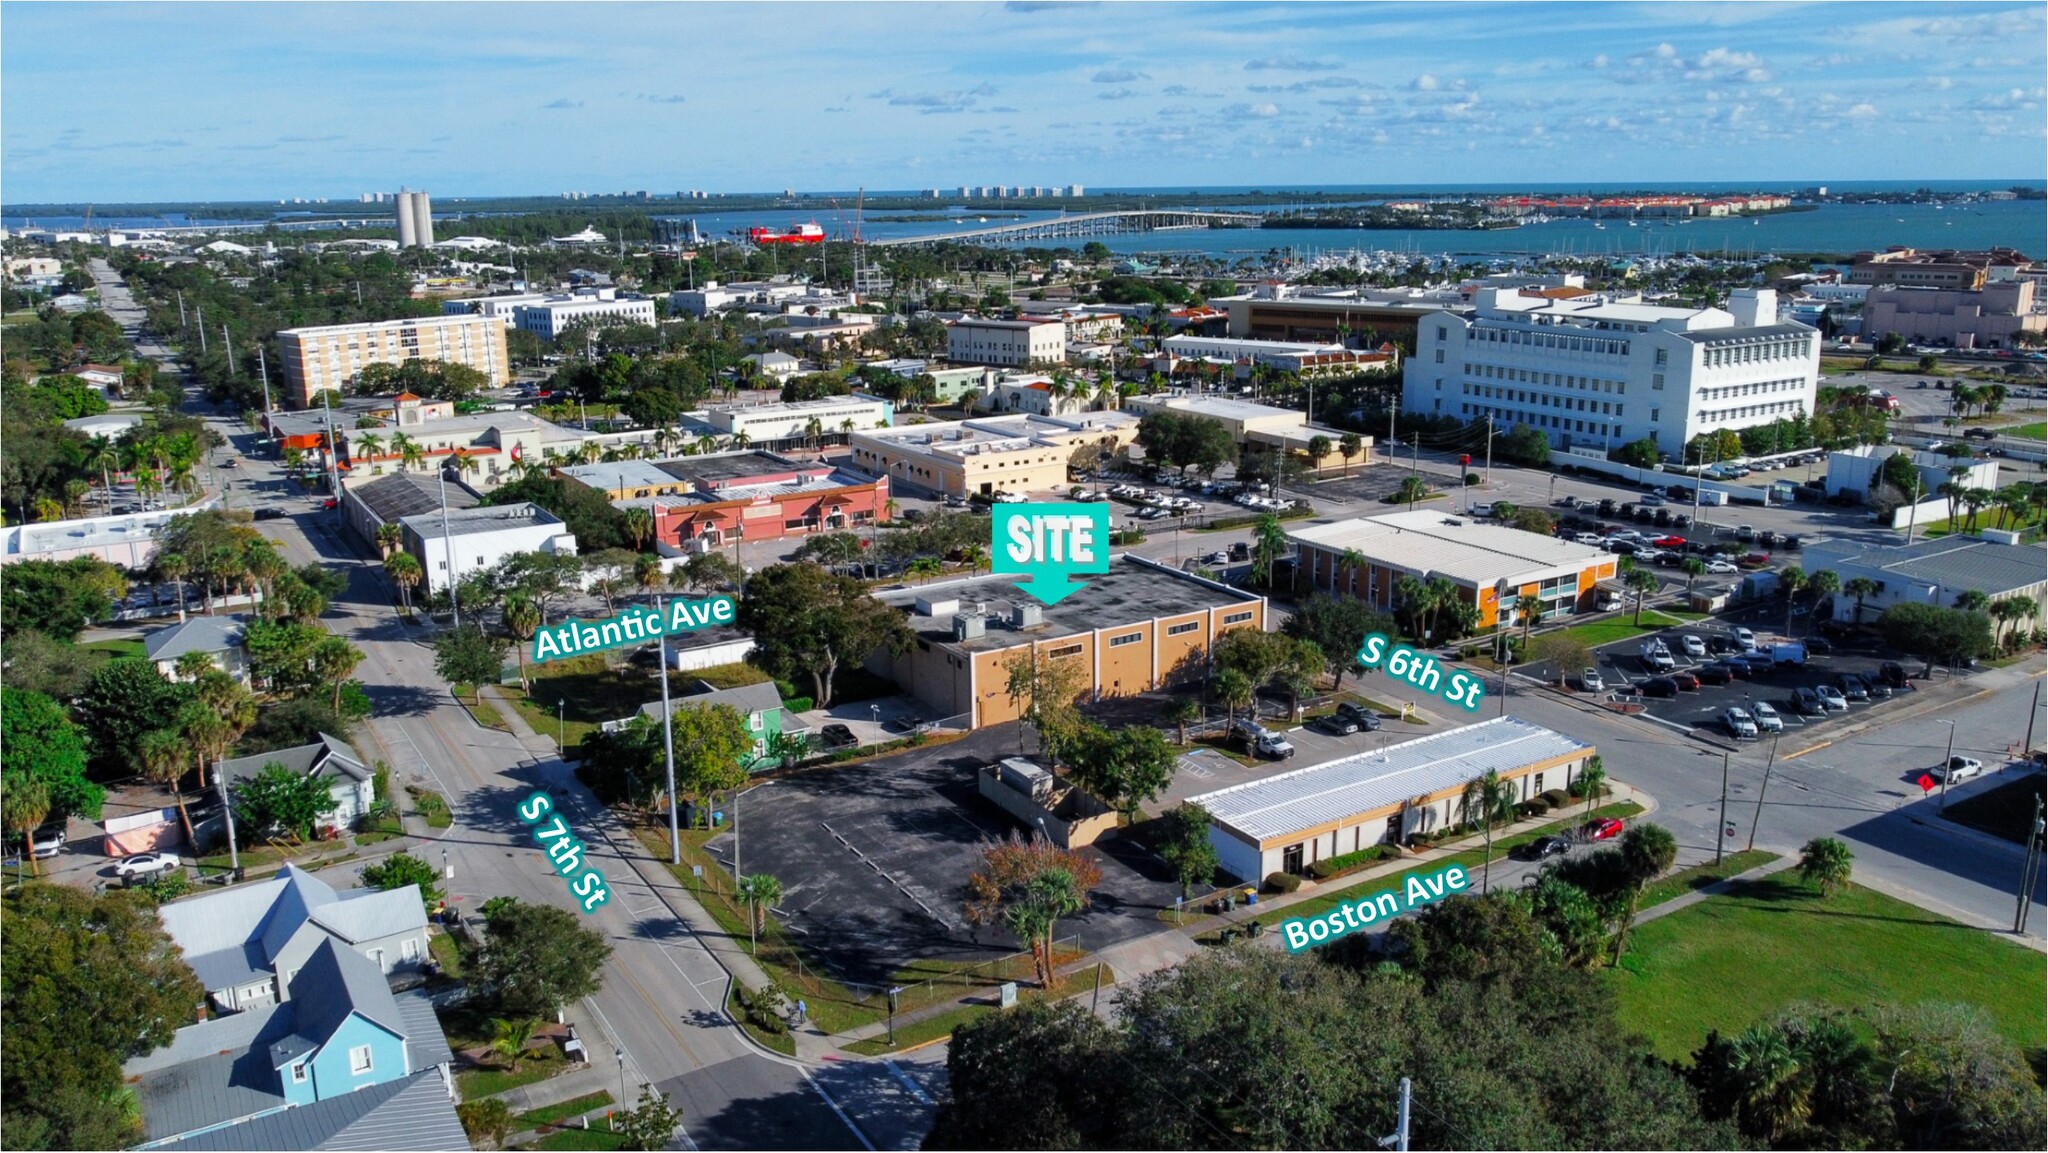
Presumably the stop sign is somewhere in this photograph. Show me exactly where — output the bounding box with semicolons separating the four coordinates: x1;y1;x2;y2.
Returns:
1460;454;1472;467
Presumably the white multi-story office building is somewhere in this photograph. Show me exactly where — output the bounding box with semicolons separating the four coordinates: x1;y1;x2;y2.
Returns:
707;395;895;444
512;295;657;341
1402;289;1818;459
947;317;1066;367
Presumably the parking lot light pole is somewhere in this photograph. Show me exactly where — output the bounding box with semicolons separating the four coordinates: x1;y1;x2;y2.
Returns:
1747;732;1781;852
1716;751;1730;865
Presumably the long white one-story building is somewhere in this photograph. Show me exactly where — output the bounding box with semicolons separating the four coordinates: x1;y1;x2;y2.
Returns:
1190;716;1597;883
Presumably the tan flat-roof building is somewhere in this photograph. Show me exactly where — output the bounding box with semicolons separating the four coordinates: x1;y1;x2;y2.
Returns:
1289;510;1616;630
870;556;1267;728
847;412;1139;499
278;314;509;407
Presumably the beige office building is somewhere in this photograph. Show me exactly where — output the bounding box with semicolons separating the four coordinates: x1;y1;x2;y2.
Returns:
278;314;510;406
847;412;1139;499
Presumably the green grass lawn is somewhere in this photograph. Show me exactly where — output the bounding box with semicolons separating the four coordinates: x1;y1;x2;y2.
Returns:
1557;610;1704;649
1941;772;2047;844
1194;800;1644;937
2008;421;2045;441
1635;849;1779;910
519;1118;625;1152
406;786;453;829
428;930;465;980
455;1053;572;1098
1610;872;2047;1063
508;653;666;753
76;637;146;659
516;1091;614;1130
846;1003;992;1056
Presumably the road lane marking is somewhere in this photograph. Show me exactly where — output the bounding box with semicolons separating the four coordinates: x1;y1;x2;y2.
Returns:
803;1067;877;1152
883;1060;933;1106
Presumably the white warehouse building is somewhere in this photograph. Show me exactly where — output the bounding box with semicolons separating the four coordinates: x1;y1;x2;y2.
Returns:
1402;288;1819;460
402;503;578;595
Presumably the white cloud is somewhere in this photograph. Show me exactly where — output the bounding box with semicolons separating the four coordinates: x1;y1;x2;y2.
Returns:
1412;73;1439;91
1845;102;1879;119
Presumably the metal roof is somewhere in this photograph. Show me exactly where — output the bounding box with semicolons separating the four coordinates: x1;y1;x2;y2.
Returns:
347;472;474;524
641;680;785;722
400;501;564;540
144;615;247;663
215;735;370;791
291;939;406;1045
1288;510;1609;588
875;555;1263;652
1801;534;2048;599
148;1070;468;1152
1190;716;1593;842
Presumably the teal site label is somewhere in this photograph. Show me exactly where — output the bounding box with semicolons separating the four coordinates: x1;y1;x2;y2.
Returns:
1356;632;1485;712
517;792;610;913
1279;864;1469;953
531;595;736;664
992;503;1112;605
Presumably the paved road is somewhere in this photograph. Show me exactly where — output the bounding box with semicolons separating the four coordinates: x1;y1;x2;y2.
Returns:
88;258;927;1151
1484;667;2047;935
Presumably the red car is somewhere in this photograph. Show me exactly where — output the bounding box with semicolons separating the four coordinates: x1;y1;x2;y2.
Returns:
1670;671;1700;691
1652;535;1686;548
320;497;339;510
1583;817;1625;842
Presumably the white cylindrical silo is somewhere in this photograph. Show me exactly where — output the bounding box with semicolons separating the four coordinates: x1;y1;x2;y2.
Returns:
411;191;434;248
395;192;418;247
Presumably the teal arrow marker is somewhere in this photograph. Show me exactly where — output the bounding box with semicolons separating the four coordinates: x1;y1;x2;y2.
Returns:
991;502;1112;607
1016;574;1085;605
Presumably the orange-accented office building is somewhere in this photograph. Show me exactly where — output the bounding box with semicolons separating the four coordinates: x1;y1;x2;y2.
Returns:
1288;510;1617;630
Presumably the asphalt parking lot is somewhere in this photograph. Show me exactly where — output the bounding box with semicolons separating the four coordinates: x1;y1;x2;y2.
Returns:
1584;620;1931;742
1301;462;1441;505
735;724;1182;987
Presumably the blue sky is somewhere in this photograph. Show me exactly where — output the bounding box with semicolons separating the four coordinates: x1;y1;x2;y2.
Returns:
4;1;2044;203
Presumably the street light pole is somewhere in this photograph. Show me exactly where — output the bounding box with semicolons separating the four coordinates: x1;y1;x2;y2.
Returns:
2016;794;2044;936
1938;720;1957;810
1716;751;1730;865
557;700;565;751
657;595;680;865
437;466;460;628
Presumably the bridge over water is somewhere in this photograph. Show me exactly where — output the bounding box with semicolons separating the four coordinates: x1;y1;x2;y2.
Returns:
866;209;1265;247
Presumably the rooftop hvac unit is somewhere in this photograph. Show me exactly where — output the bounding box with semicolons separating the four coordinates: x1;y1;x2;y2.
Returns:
953;613;986;641
1014;603;1043;629
998;758;1054;801
915;596;961;617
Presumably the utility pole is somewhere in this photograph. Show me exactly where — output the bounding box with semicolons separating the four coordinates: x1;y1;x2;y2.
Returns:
1483;414;1495;488
1747;732;1781;851
176;290;187;333
657;595;680;865
2016;794;2043;936
321;400;342;508
1716;750;1730;865
217;766;240;872
1379;1076;1410;1152
436;466;460;627
2023;679;2041;759
223;324;235;376
256;345;273;414
197;307;207;353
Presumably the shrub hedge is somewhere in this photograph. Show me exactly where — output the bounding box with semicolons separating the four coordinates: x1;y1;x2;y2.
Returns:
1306;845;1395;881
1265;871;1303;894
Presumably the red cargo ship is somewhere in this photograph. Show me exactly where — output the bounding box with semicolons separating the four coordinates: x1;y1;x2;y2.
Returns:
747;223;826;245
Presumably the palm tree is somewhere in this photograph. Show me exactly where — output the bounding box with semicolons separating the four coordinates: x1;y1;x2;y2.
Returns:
1779;566;1807;635
737;873;784;953
1611;822;1677;963
1334;548;1369;598
1841;577;1880;623
1960;486;1993;532
504;595;543;690
729;431;752;451
803;416;824;451
1458;768;1519;894
695;433;719;456
3;777;52;877
1625;566;1660;626
1395;474;1428;509
1989;594;2032;649
374;522;402;559
1727;1025;1814;1143
907;557;944;584
1339;431;1362;476
1576;755;1606;816
489;1017;539;1070
1798;836;1853;897
1954;588;1990;614
1212;668;1254;727
1680;556;1708;597
457;453;481;483
313;636;364;712
1249;512;1289;587
1806;568;1840;620
353;432;385;463
157;551;190;622
634;555;664;602
395;433;426;473
83;435;120;506
386;552;423;615
1164;697;1203;745
139;728;197;846
181;703;232;792
1515;593;1544;655
175;650;218;684
244;540;288;607
623;507;654;551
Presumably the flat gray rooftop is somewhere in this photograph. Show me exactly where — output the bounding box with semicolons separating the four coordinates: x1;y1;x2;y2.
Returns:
876;556;1261;651
660;450;807;485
